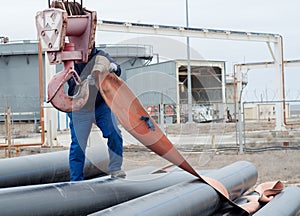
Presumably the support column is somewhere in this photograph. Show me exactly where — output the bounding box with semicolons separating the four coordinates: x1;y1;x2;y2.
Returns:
235;66;244;153
176;64;181;124
44;54;58;146
273;37;286;131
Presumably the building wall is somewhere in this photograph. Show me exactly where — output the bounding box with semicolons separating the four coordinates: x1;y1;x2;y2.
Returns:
1;41;228;124
126;60;226;122
0;41;152;122
126;61;178;106
0;53;40;121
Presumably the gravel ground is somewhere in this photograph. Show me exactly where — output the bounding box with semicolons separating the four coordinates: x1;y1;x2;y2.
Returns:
123;148;300;187
122;121;300;187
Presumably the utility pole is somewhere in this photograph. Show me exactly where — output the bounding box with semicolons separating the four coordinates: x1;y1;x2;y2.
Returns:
186;0;193;123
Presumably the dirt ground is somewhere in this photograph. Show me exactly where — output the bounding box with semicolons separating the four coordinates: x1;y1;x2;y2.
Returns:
121;121;300;187
123;148;300;187
1;145;299;187
1;121;299;188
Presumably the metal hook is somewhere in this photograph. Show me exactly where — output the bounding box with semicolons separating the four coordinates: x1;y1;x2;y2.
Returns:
47;68;89;112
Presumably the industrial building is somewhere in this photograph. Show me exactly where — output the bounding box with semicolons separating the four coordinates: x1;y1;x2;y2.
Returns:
125;59;226;123
0;41;153;122
0;41;228;126
0;41;41;121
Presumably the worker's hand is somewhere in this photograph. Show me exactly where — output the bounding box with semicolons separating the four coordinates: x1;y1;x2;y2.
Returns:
109;62;118;73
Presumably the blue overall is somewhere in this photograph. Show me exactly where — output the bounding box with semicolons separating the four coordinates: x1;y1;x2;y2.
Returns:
67;48;123;181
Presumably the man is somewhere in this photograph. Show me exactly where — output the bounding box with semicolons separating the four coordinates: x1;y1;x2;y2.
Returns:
67;46;126;181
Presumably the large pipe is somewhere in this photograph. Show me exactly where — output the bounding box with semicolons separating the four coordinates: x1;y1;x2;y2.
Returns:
253;186;300;216
0;161;256;216
0;169;198;216
0;145;109;188
90;160;257;216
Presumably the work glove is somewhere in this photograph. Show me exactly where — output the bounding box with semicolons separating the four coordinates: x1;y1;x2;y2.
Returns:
109;62;118;73
92;55;110;74
87;74;96;85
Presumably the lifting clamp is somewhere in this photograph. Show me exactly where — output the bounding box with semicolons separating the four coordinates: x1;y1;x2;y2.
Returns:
35;0;97;112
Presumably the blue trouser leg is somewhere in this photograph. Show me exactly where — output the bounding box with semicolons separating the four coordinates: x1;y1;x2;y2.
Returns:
67;110;93;181
67;102;123;181
106;130;123;171
95;103;123;172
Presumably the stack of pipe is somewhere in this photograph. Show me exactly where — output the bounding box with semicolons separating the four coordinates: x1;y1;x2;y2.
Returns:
0;150;299;215
0;161;256;216
90;160;257;216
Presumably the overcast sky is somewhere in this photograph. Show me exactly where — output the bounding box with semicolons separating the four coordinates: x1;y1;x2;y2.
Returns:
1;0;299;101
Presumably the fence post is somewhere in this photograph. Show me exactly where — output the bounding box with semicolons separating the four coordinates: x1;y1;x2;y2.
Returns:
5;106;12;158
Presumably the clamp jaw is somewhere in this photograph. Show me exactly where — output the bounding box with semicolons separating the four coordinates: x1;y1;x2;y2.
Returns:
35;0;97;112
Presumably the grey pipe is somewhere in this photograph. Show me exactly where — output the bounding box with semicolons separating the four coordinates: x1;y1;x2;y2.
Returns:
91;180;221;216
0;161;256;216
0;145;109;188
0;168;199;216
90;160;257;216
253;186;300;216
